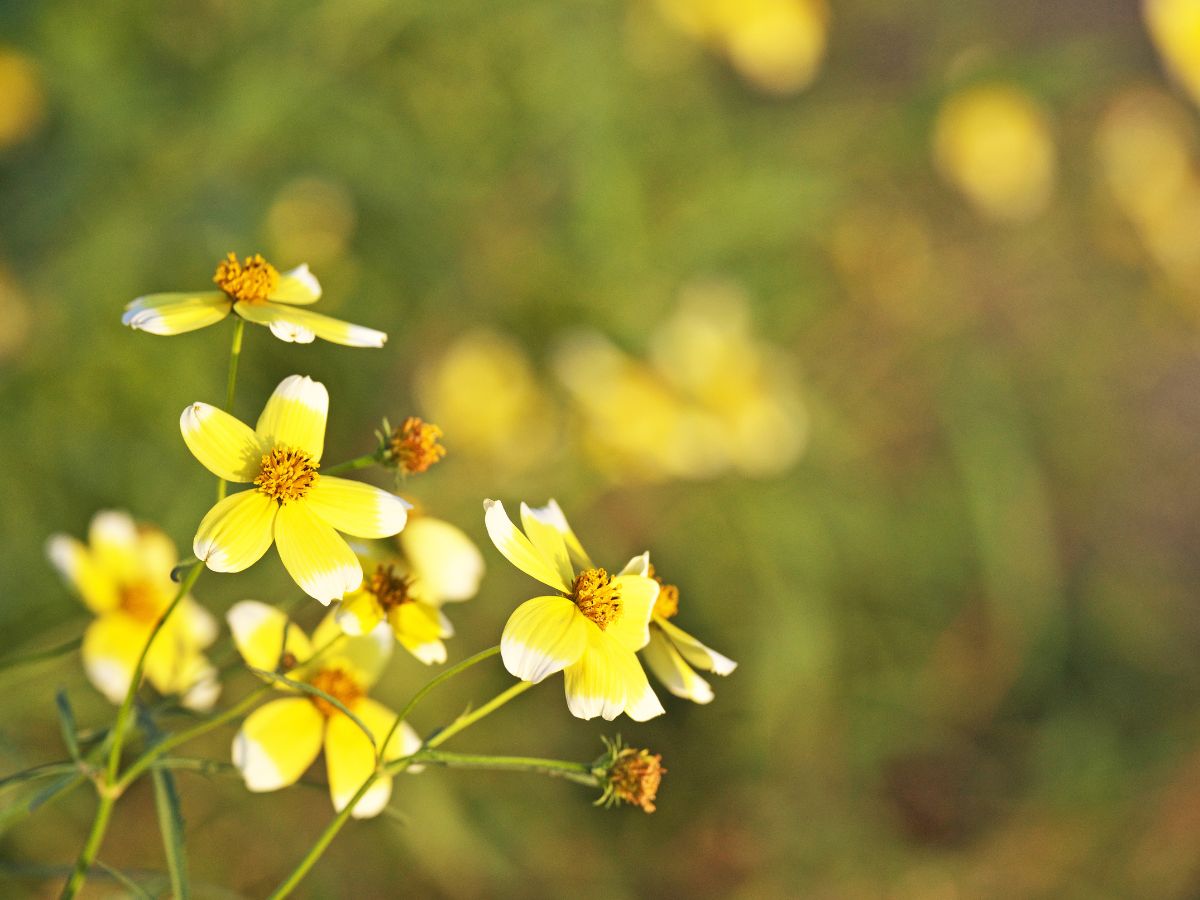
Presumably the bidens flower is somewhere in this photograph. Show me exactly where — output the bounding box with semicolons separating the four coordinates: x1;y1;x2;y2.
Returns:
46;510;219;710
640;567;736;704
485;499;664;722
226;601;420;818
123;252;386;347
182;375;410;603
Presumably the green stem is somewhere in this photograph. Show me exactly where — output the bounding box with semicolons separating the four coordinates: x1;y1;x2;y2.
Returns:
216;317;246;502
321;453;378;476
423;681;533;751
60;793;115;899
409;749;599;787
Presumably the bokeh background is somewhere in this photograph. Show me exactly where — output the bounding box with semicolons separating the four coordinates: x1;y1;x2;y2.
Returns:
4;0;1200;896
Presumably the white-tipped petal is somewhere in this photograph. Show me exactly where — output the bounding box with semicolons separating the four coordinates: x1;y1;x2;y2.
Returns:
500;595;589;683
483;499;570;592
306;477;410;538
270;265;323;305
236;301;387;348
193;491;277;573
274;502;362;604
181;402;265;482
232;697;324;792
657;618;737;675
123;292;231;335
255;375;329;461
640;626;715;703
563;629;627;721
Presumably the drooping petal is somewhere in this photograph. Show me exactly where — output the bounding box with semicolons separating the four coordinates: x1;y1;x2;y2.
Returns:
274;502;363;604
179;597;219;649
180;402;266;482
312;612;392;688
122;292;231;335
265;318;317;343
269;265;322;305
398;516;485;602
640;626;714;704
235;301;387;348
325;698;419;818
656;618;737;675
519;502;574;588
526;499;595;570
81;613;148;704
618;552;651;577
178;657;222;712
334;587;384;637
306;477;410;538
193;491;277;573
232;697;325;792
604;573;659;653
614;646;666;721
226;600;313;672
501;595;589;683
562;629;627;721
255;375;329;461
483;500;570;592
46;534;120;613
390;602;447;665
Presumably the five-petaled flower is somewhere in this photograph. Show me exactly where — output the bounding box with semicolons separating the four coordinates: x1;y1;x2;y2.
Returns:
485;499;664;721
46;510;219;710
182;374;410;603
123;253;387;347
226;601;420;818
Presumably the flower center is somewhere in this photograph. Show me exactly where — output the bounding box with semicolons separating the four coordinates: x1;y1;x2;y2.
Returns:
254;447;319;504
388;416;446;475
366;563;414;610
120;582;161;622
213;252;279;303
572;567;622;630
648;566;679;620
308;667;363;717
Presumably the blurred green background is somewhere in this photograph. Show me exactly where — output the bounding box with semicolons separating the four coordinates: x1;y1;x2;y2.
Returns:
4;0;1200;896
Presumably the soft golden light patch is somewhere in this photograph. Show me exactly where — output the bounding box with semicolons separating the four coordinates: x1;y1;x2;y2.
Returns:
0;49;45;149
572;568;622;630
366;563;414;610
119;583;162;623
213;252;280;303
308;667;363;717
389;417;447;475
607;747;665;813
254;447;319;504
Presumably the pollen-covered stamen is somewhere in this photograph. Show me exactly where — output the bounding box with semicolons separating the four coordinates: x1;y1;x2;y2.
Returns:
388;416;446;475
307;667;363;718
254;447;319;504
647;565;679;620
213;252;279;303
607;748;665;814
572;567;622;630
120;582;161;622
366;563;414;610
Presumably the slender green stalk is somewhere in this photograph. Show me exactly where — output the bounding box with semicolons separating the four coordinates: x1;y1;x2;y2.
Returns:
60;793;115;899
321;453;378;476
423;681;533;751
216;317;246;501
0;636;83;671
409;750;599;787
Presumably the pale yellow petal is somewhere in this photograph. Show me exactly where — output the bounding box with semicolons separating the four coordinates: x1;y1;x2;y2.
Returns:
483;499;570;592
312;610;392;688
86;510;142;584
177;657;222;711
269;264;322;305
232;697;325;792
226;600;313;672
255;374;329;461
501;595;588;683
193;490;277;573
180;402;265;482
306;477;410;538
562;628;626;721
81;613;147;704
398;516;485;602
525;499;594;570
641;626;714;704
614;646;665;721
657;618;737;675
334;587;384;637
46;534;120;613
274;502;362;604
519;502;574;588
236;301;387;348
179;597;218;649
390;602;447;665
122;292;231;335
325;698;415;818
618;552;651;577
605;573;658;652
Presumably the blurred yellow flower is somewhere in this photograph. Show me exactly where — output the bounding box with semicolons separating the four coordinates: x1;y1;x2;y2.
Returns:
336;553;454;665
182;375;410;603
46;511;219;710
123;252;386;346
398;515;486;605
486;499;664;722
640;567;736;704
227;601;419;818
1145;0;1200;108
933;84;1056;222
0;48;46;149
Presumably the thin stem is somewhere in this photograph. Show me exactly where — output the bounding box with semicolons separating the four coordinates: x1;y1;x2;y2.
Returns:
216;317;246;502
410;750;600;787
424;681;533;751
321;453;378;476
60;793;115;899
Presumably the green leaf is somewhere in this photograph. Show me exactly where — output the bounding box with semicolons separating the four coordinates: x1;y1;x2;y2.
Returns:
55;690;82;762
248;667;377;752
94;859;156;900
0;635;82;672
152;765;190;900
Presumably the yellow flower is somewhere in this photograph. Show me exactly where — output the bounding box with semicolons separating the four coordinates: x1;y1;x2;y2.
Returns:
46;511;219;710
226;601;420;818
337;516;483;663
123;252;386;347
485;499;664;722
182;375;410;603
1145;0;1200;110
640;568;736;704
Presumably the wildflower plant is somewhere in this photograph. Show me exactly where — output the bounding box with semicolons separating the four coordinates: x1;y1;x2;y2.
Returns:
6;253;735;898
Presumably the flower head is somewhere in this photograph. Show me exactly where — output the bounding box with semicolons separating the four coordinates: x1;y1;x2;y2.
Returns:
46;511;219;710
182;375;410;603
226;601;419;818
382;416;447;476
485;499;664;722
640;566;736;704
596;737;665;814
123;252;386;347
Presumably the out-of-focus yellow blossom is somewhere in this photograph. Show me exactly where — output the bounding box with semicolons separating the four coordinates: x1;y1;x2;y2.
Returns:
655;0;829;95
933;84;1056;222
181;375;410;603
0;48;46;149
266;177;357;266
486;499;664;722
227;601;419;818
639;566;736;704
46;511;219;710
0;265;33;362
398;514;486;604
1145;0;1200;109
123;252;386;347
416;330;557;474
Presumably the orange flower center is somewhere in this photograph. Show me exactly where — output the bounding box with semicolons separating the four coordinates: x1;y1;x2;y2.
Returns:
367;563;414;610
389;416;446;475
572;567;622;630
120;582;161;622
308;667;363;717
213;252;279;303
608;748;665;814
254;447;319;504
648;565;680;619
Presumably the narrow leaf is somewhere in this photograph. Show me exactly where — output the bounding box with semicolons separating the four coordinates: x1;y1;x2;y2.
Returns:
95;859;156;900
55;690;82;762
0;635;83;672
152;765;190;900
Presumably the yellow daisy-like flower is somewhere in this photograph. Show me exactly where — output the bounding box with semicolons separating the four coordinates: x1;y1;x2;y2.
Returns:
182;375;410;603
640;568;736;704
226;601;420;818
485;499;664;722
46;510;220;711
123;252;386;347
